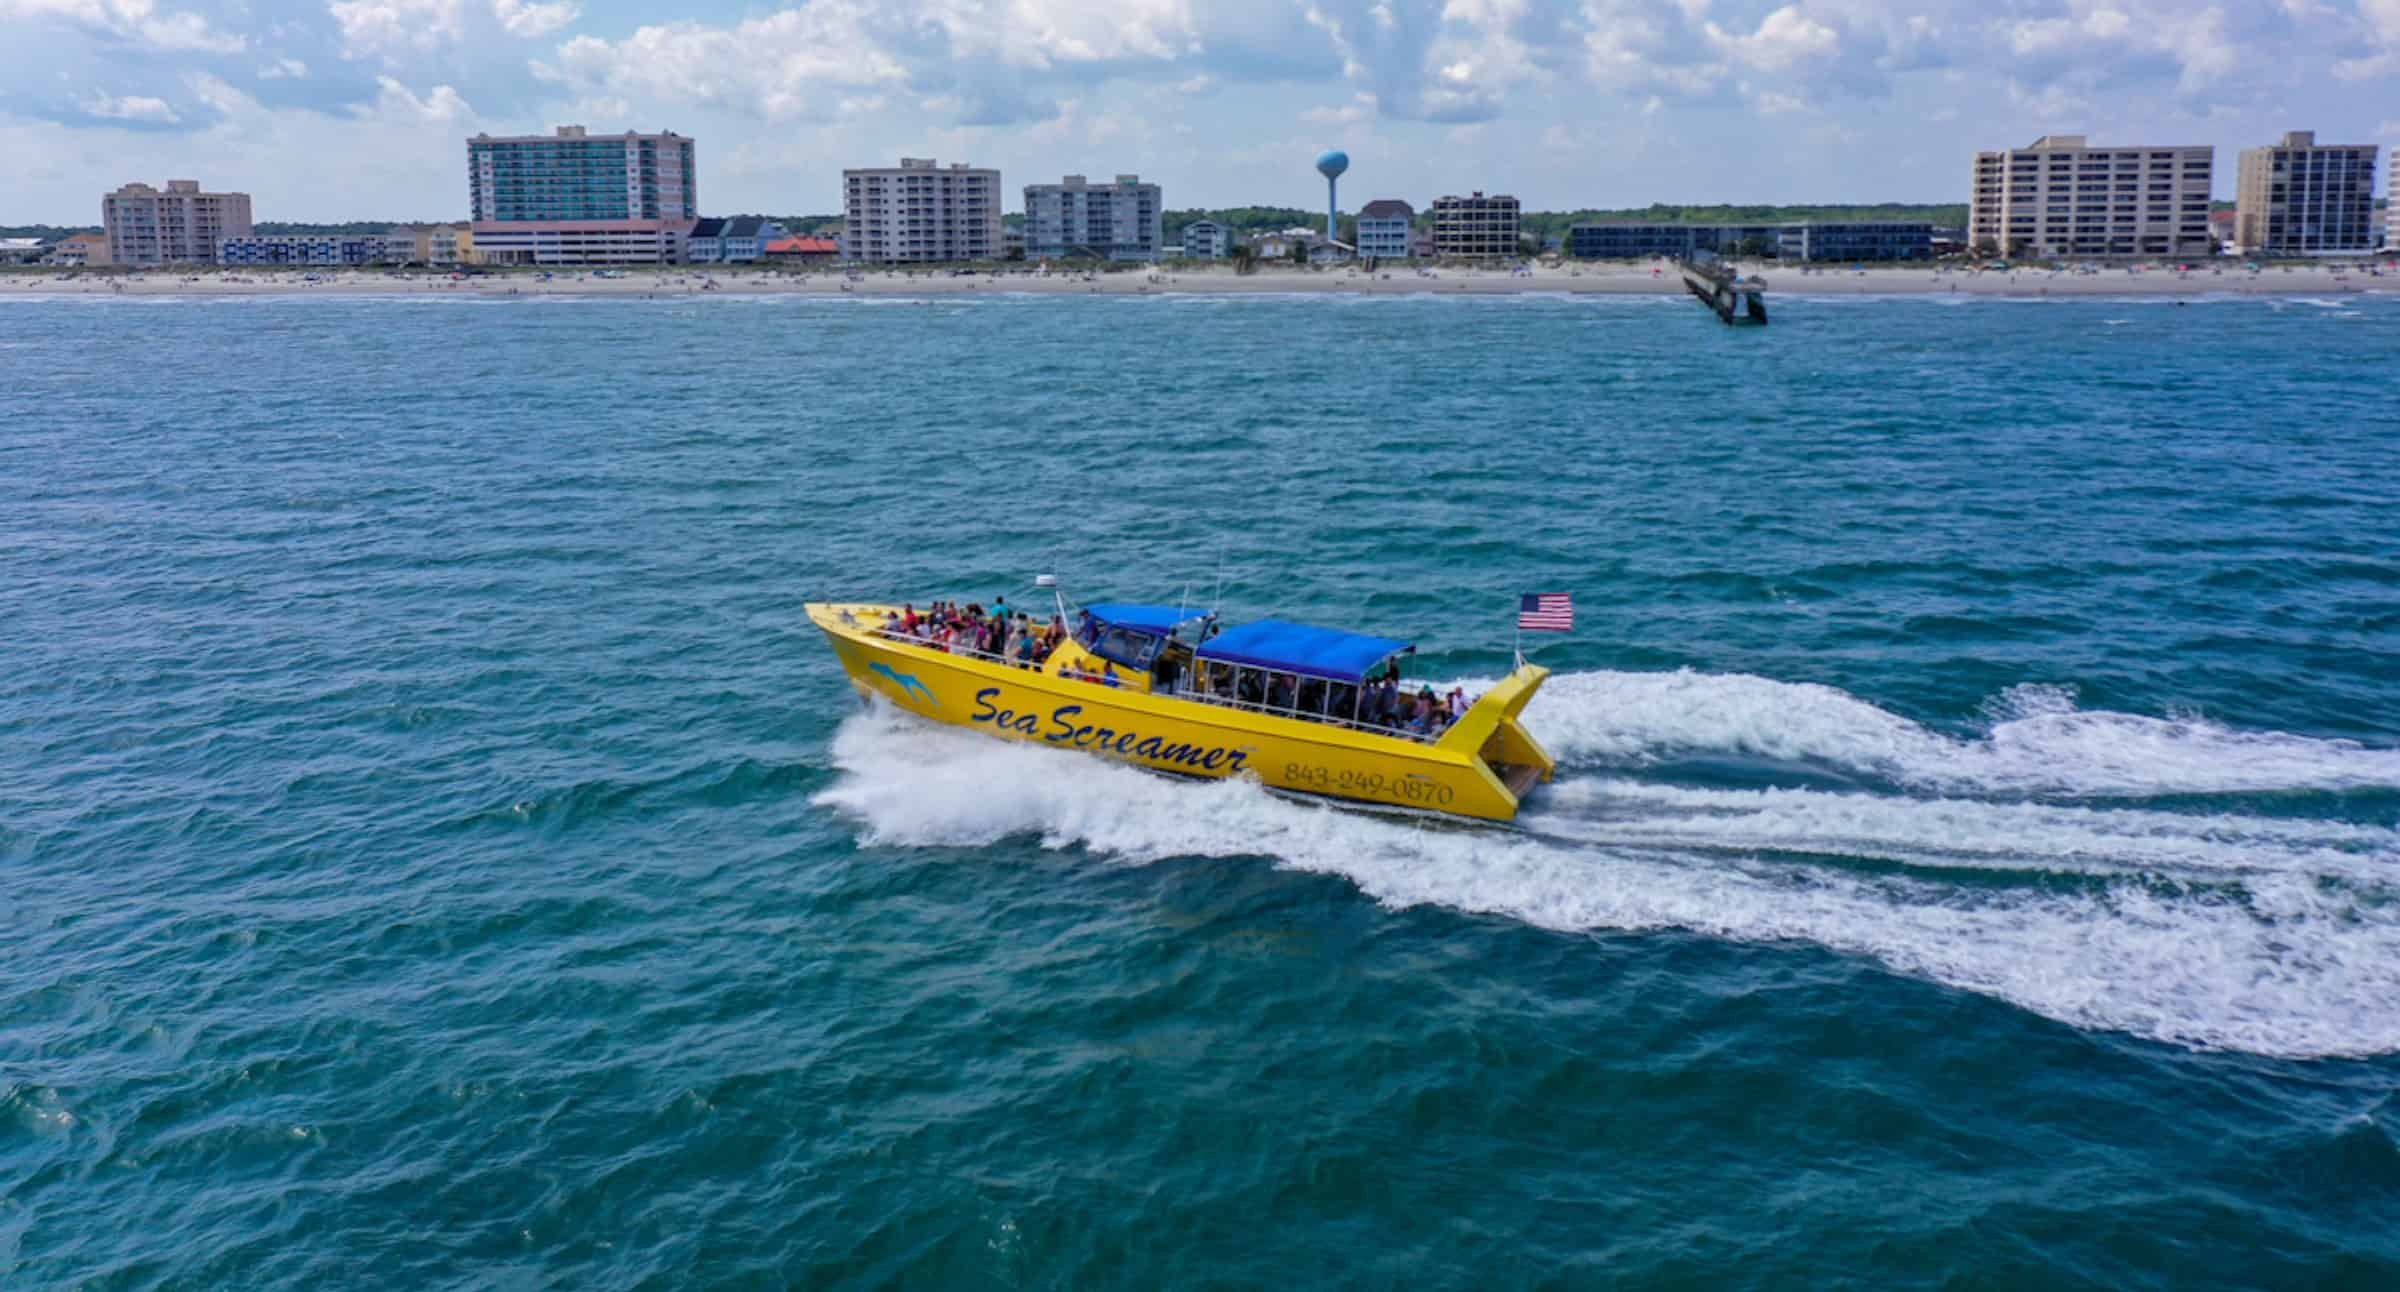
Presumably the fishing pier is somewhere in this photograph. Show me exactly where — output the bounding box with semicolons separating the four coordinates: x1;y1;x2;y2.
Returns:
1679;251;1769;325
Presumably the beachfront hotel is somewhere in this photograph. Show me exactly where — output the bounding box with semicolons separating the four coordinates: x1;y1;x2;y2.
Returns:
1968;135;2214;259
1430;192;1521;260
218;235;383;267
1564;221;1933;262
101;180;252;266
841;158;1002;264
2235;131;2380;256
466;125;697;265
1355;200;1416;260
1022;174;1163;261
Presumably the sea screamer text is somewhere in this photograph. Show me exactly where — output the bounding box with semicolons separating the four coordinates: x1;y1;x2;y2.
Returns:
973;688;1250;771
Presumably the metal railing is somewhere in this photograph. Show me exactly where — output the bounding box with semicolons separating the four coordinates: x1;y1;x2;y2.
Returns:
871;625;1456;745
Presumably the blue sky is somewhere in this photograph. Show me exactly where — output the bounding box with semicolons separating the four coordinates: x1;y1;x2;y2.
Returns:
4;0;2395;223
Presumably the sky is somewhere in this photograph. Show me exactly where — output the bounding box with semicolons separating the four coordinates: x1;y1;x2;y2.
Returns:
3;0;2397;223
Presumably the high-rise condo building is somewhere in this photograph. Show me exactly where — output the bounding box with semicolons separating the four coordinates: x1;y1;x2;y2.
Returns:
1968;135;2214;259
1022;174;1163;261
841;158;1002;263
1431;192;1520;259
102;180;253;265
2235;131;2379;256
466;125;697;264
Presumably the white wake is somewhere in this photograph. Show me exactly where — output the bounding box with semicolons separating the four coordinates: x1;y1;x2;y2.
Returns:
812;677;2400;1061
1517;670;2400;797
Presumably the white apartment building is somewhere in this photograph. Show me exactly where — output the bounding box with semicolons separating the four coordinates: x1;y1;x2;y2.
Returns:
1023;173;1163;261
1355;199;1415;259
1179;219;1229;258
842;158;1002;263
1968;135;2214;259
2235;131;2380;256
102;179;253;265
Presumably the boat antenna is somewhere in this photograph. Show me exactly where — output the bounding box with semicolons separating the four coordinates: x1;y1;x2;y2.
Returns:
1175;581;1190;623
1035;572;1068;625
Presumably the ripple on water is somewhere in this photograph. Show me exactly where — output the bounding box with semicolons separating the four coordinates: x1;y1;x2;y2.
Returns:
2;293;2397;1289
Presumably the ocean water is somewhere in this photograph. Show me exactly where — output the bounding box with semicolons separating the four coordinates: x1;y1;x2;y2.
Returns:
3;288;2398;1289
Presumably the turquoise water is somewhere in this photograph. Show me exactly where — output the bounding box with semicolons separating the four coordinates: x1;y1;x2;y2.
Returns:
4;290;2398;1288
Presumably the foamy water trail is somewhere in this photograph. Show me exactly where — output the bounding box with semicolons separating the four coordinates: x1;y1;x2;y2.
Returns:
815;708;2400;1059
1513;670;2400;797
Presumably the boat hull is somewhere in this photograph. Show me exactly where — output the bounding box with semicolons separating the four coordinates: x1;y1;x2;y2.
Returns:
808;603;1552;822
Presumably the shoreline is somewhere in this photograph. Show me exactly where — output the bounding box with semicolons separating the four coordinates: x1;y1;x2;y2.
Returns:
4;262;2394;300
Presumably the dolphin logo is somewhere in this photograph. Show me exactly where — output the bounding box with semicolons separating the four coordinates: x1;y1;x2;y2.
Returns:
868;661;937;707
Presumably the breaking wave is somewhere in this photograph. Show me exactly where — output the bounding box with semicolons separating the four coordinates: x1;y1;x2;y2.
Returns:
815;678;2400;1060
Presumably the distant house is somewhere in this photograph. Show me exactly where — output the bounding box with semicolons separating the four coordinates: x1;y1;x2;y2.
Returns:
0;236;47;265
381;222;473;266
1355;199;1414;260
688;215;783;263
1179;219;1229;258
2207;209;2238;252
48;232;109;266
764;235;839;263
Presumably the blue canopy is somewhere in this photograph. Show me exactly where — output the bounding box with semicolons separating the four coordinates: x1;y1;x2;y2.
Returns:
1196;618;1411;683
1083;602;1205;635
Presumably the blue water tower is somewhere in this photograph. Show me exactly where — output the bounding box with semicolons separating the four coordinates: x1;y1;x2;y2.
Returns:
1315;149;1349;244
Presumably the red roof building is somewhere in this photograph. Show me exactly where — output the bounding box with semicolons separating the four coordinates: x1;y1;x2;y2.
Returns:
765;235;839;259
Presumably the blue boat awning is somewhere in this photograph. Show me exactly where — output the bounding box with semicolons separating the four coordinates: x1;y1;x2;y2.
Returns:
1083;602;1205;635
1196;618;1411;683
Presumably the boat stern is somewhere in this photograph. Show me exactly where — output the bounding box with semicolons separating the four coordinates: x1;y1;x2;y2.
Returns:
1436;663;1556;809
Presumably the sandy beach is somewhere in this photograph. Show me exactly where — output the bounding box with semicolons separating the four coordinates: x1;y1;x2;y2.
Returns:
5;260;2394;300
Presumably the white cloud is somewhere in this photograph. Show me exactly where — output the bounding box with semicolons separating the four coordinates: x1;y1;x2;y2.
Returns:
544;9;909;123
1707;4;1838;71
258;57;309;79
370;75;472;121
492;0;575;38
1753;88;1812;115
78;90;179;121
328;0;574;57
1300;93;1374;124
327;0;468;56
1;0;243;51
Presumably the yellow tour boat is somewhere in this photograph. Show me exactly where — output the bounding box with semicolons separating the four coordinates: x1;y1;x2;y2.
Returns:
807;586;1555;823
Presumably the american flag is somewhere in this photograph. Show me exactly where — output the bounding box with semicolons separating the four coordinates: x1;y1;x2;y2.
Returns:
1518;592;1574;632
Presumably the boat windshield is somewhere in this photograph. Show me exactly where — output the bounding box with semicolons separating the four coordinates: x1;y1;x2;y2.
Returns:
1077;602;1211;670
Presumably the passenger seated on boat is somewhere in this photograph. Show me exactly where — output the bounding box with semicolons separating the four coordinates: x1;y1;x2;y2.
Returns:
1267;675;1295;712
1326;682;1357;723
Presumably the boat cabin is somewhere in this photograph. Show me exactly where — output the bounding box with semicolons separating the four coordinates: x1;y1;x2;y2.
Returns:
1190;617;1421;733
1069;605;1432;736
